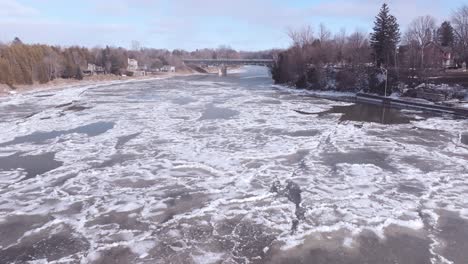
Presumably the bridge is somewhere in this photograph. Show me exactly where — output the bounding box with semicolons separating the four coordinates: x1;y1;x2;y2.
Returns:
182;59;274;66
182;59;274;76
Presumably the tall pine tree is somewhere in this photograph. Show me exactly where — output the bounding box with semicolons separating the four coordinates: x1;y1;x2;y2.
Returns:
438;21;454;47
370;3;401;67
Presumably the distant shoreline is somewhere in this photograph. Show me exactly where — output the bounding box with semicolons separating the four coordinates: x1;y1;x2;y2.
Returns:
0;71;200;98
0;64;239;98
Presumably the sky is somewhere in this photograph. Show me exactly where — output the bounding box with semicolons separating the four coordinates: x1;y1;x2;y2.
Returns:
0;0;466;51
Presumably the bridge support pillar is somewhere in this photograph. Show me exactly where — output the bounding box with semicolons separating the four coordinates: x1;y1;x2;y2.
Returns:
218;65;227;76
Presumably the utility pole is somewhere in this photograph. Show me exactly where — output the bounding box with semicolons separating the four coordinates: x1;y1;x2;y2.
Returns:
381;67;388;97
385;69;388;97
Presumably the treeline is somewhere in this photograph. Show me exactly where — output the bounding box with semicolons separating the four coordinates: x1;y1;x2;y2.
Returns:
0;39;275;86
271;25;373;91
272;3;468;95
0;38;128;85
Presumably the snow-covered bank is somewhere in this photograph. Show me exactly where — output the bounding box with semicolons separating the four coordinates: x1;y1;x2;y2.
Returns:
269;84;356;104
272;81;468;117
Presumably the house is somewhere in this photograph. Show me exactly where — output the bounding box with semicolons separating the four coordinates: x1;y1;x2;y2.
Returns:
423;42;454;68
132;70;146;77
126;58;147;76
83;63;105;75
87;63;97;72
160;65;176;72
83;63;95;75
128;58;139;71
96;66;105;74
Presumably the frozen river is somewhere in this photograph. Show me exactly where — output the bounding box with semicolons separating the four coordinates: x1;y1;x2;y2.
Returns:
0;66;467;263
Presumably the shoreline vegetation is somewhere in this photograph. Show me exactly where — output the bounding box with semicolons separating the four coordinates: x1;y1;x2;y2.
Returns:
270;3;468;107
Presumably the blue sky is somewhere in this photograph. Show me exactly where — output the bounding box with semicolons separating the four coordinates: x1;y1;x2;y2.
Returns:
0;0;466;51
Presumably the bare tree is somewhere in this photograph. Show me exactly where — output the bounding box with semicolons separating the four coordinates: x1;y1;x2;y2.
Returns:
310;24;333;63
452;5;468;62
216;45;239;59
334;28;347;63
405;15;437;67
43;48;62;81
318;23;331;43
286;28;301;47
346;30;370;66
287;25;314;48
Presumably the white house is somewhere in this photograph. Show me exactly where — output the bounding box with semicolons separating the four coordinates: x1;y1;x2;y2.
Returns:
84;63;104;75
128;58;138;71
87;63;97;72
161;65;176;72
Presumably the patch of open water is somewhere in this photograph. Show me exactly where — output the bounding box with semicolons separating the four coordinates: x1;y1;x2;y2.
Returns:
320;103;414;124
0;152;63;181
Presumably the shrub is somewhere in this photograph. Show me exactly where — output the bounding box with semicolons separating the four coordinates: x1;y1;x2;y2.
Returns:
336;69;356;91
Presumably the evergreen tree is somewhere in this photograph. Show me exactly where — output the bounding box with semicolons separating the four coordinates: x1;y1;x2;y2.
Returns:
438;21;454;47
101;46;112;73
370;3;401;67
62;61;75;79
75;66;83;80
12;37;23;45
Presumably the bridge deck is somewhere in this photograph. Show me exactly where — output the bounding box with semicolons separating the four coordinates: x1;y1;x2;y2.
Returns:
183;59;274;65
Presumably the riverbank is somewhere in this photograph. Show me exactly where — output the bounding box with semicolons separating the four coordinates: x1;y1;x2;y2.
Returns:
0;70;197;98
357;93;468;117
0;65;243;98
273;83;468;117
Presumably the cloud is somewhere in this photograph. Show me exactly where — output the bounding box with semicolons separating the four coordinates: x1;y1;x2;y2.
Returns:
0;0;39;17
